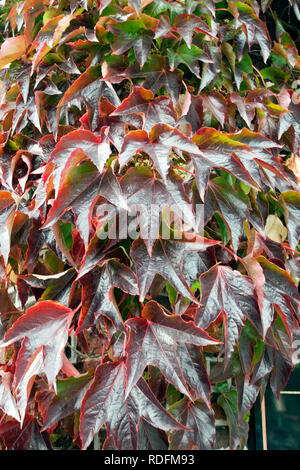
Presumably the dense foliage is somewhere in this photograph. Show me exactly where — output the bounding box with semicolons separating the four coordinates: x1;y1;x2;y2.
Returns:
0;0;299;451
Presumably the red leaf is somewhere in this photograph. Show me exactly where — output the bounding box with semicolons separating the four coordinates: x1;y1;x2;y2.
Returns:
47;128;111;194
196;265;261;365
58;64;120;131
99;166;198;254
76;260;138;334
111;86;177;133
125;301;219;397
79;360;182;450
0;415;50;450
131;235;219;303
168;397;215;450
120;124;201;182
0;301;74;422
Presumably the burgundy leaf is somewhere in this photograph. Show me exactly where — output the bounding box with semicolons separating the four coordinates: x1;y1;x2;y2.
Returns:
79;360;182;450
88;99;143;152
76;260;138;334
57;64;120;131
120;124;201;182
125;301;219;397
176;342;211;406
196;265;261;365
257;256;300;333
168;397;215;450
142;55;183;104
191;127;256;200
111;87;177;133
47;128;112;194
131;235;219;303
203;177;251;252
40;371;93;430
99;166;198;253
0;301;74;421
0;415;50;450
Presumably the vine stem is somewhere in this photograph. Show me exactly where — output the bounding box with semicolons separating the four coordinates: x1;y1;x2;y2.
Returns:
219;243;243;262
282;244;300;255
171;165;194;176
0;413;6;426
100;344;105;365
253;65;266;87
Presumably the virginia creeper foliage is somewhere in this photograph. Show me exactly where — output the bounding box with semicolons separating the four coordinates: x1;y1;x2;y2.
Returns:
0;0;299;450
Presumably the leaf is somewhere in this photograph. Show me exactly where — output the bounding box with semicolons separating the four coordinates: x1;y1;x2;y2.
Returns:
200;47;222;91
142;55;183;104
270;349;293;399
76;233;109;279
195;264;261;365
12;348;46;425
231;1;271;63
179;92;203;134
251;344;274;387
168;397;215;450
79;360;182;450
0;301;74;400
43;149;128;252
210;346;260;421
97;165;198;254
191;127;256;200
131;235;219;302
30;14;75;72
0;191;16;264
279;97;300;152
0;36;26;70
17;268;76;306
108;19;156;67
0;371;20;421
264;214;288;243
168;44;204;78
242;255;274;337
75;259;138;334
57;65;120;131
2;61;31;103
172;14;214;48
203;177;251;252
228;128;284;186
280;191;300;250
217;390;249;450
91;99;143;152
125;300;219;397
40;371;93;430
138;418;169;450
0;415;50;450
120;124;201;183
175;343;211;406
257;256;300;331
47;128;111;194
111;86;177;133
202;91;227;126
42;156;100;247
